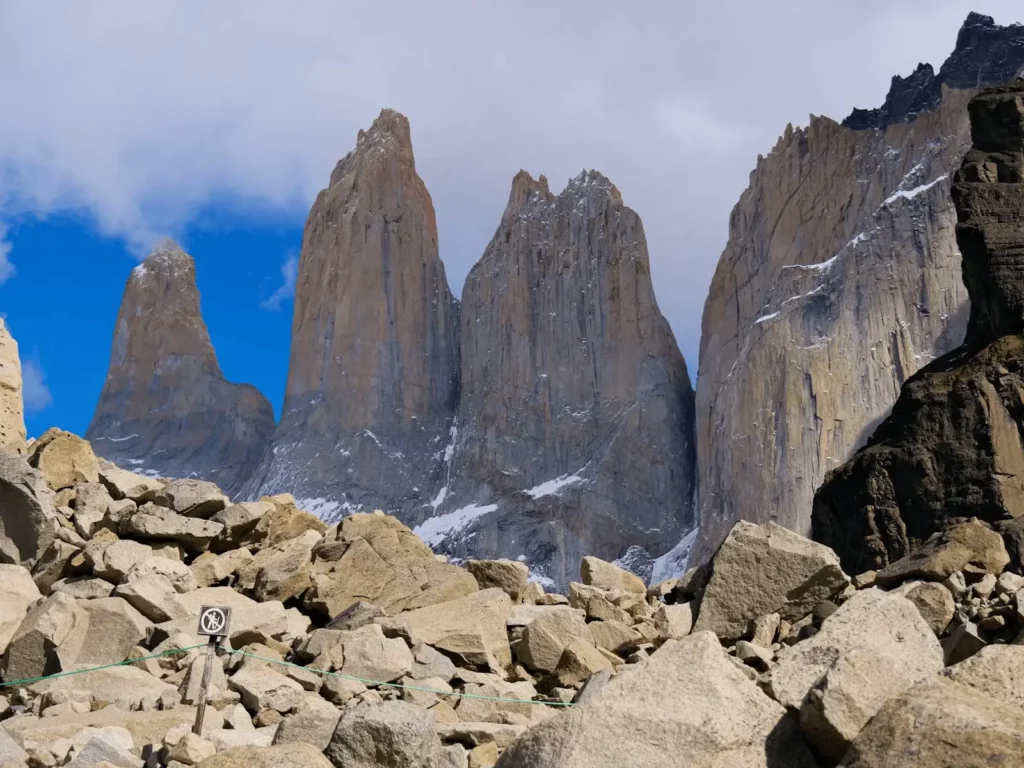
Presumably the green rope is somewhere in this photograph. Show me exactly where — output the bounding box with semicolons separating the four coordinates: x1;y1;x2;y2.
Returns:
0;644;208;690
227;649;577;707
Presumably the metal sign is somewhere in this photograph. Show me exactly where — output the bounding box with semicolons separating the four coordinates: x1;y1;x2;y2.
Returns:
197;606;231;637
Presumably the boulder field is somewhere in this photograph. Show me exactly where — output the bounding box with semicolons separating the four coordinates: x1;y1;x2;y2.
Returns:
1;429;1023;767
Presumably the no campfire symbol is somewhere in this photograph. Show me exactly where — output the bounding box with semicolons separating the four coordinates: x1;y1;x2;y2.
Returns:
197;606;231;638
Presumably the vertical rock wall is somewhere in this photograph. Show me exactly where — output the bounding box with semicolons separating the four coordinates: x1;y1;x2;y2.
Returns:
420;171;696;588
693;14;1024;564
243;109;460;521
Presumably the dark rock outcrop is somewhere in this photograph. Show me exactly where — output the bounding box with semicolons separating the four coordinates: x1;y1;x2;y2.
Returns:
86;241;276;497
243;109;460;522
416;171;696;589
844;13;1024;130
694;13;1024;567
813;79;1024;574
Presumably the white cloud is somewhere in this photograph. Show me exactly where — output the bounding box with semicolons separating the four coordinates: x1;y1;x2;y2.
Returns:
0;224;14;284
261;252;299;310
1;1;1020;364
22;353;53;413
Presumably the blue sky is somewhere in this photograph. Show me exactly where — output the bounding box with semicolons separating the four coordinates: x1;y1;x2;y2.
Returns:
3;2;1020;441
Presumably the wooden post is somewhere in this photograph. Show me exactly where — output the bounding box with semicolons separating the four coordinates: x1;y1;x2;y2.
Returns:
193;605;231;737
192;636;219;736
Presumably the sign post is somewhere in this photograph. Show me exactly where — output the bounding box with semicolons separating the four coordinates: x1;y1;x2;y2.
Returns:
193;606;231;736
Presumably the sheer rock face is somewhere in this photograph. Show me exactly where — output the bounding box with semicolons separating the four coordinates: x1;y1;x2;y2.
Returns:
693;14;1024;566
243;109;460;522
419;171;696;589
0;319;25;454
86;242;276;497
813;79;1024;574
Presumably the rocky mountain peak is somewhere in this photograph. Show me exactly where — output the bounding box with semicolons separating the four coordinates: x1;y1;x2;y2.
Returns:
86;242;275;496
115;239;219;373
329;108;417;188
244;109;459;521
426;168;696;589
505;170;553;216
843;13;1024;130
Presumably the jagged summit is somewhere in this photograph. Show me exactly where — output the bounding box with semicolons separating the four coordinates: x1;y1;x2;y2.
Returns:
329;108;416;187
844;13;1024;129
86;242;275;496
427;165;696;589
502;169;624;225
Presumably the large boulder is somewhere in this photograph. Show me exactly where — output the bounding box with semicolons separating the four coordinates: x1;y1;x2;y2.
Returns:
838;676;1024;767
210;501;272;551
122;503;224;550
324;701;441;768
114;574;190;622
152;478;229;518
338;623;414;683
387;588;513;669
123;555;197;593
902;582;956;635
61;596;151;667
875;520;1009;586
70;482;114;538
1;591;86;681
0;728;29;765
304;513;478;618
90;538;153;582
28;428;100;491
495;631;816;767
272;696;342;751
0;564;41;656
946;645;1024;708
466;560;530;602
767;589;943;760
191;548;255;588
0;451;58;567
96;458;162;501
241;495;327;549
517;608;593;674
228;665;303;713
579;557;646;594
241;530;319;602
693;521;849;642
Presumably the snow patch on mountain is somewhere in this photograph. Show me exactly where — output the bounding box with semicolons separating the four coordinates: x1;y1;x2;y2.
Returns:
650;527;699;584
413;501;498;547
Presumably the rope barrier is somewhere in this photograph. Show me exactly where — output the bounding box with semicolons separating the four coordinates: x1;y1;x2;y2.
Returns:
0;644;576;708
0;644;208;689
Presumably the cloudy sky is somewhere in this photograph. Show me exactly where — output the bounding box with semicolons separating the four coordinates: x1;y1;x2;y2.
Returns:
1;1;1019;437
